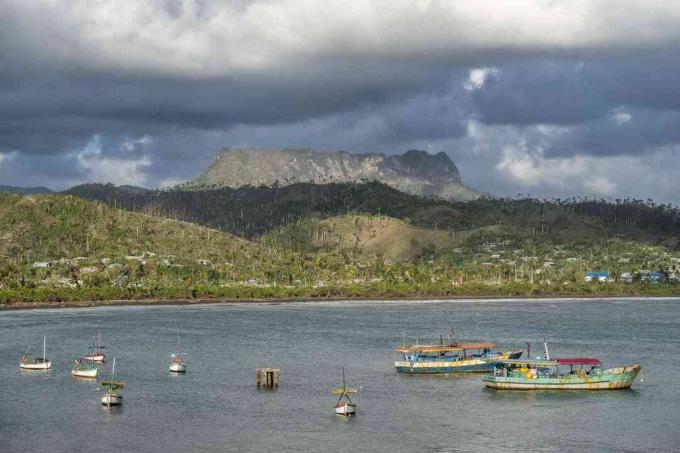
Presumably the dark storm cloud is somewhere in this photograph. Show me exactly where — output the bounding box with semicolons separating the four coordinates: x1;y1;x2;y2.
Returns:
2;0;680;199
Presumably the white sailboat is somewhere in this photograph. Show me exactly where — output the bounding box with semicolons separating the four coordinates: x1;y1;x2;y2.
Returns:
101;357;124;406
169;335;187;373
83;331;105;362
72;344;99;378
71;358;98;378
332;368;358;416
20;336;52;370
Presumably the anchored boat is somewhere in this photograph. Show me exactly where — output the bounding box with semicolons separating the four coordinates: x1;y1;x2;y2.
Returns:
101;358;124;406
395;338;523;373
72;357;98;379
83;332;105;362
169;335;187;373
20;336;52;371
332;368;358;416
483;355;641;390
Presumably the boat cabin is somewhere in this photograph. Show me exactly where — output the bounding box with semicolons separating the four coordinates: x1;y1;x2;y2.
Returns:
491;357;604;379
396;342;497;362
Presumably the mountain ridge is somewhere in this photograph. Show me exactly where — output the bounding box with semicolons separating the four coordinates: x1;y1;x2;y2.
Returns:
191;148;480;201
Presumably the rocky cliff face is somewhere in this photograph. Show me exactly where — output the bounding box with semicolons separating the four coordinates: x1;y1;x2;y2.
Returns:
193;148;479;201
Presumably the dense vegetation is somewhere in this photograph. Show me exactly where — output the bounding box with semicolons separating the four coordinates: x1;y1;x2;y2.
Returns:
2;186;680;306
66;182;680;246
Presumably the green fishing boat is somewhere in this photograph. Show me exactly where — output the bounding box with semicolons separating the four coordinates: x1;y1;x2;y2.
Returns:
483;355;641;390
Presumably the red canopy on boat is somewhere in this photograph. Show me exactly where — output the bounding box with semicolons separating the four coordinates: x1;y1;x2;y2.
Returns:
556;358;602;365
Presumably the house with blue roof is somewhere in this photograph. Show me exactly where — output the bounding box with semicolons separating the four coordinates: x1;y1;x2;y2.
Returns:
585;271;609;283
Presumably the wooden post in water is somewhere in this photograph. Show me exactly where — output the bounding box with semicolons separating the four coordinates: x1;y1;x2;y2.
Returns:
256;368;280;388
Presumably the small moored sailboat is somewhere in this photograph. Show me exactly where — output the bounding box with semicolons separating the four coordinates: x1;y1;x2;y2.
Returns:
72;357;98;379
332;368;358;416
20;336;51;371
101;358;124;406
83;332;105;362
169;335;187;373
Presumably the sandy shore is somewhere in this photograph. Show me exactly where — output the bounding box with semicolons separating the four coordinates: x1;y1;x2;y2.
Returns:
2;293;677;311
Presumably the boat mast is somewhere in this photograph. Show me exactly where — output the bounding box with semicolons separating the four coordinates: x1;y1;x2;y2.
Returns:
112;357;116;382
543;342;550;360
43;335;46;360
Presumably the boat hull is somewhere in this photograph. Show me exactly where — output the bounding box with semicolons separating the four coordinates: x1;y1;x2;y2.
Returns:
20;361;51;370
335;402;356;416
395;350;523;374
72;368;98;378
169;363;186;373
483;364;641;390
101;394;123;406
83;354;105;362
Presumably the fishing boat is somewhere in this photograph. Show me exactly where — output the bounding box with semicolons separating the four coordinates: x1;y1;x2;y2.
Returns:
20;336;52;370
332;368;358;416
83;332;105;362
169;335;187;373
482;345;641;390
395;334;523;373
71;357;98;379
101;358;124;406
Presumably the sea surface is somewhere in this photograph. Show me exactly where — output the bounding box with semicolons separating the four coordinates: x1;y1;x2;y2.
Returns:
1;298;679;452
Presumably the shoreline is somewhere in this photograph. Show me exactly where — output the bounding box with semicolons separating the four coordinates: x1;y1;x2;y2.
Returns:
2;293;678;311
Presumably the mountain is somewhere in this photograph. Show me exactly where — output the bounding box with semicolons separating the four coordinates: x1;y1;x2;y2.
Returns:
191;148;480;201
0;185;52;194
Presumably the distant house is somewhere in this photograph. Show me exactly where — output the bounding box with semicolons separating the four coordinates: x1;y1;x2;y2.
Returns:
585;271;609;283
640;271;664;283
32;261;51;268
619;272;634;283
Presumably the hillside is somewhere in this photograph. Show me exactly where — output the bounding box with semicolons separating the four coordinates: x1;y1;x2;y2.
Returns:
191;148;480;201
2;193;680;304
262;214;504;262
0;185;52;194
65;182;680;249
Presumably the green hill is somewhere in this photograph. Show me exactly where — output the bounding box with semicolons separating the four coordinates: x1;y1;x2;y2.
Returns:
263;214;504;261
65;182;680;249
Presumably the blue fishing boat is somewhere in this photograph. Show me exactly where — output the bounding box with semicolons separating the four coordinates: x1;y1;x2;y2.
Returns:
395;341;523;374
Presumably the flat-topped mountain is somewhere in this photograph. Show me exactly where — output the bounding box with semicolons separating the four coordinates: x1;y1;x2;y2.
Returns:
192;148;479;201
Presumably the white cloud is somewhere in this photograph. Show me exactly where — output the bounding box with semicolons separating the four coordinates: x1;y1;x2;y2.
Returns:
76;135;152;187
5;1;680;77
613;111;632;124
463;68;499;91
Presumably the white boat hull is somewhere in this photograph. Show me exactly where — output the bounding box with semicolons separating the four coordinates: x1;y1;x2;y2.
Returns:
169;362;186;373
83;354;105;362
335;402;356;416
72;368;98;378
101;394;123;406
20;361;51;370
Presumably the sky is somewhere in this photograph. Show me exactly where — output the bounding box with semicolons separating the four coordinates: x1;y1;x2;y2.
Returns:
2;0;680;202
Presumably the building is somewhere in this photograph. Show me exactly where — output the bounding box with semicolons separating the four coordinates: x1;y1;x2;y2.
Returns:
640;271;664;283
585;271;609;283
619;272;634;283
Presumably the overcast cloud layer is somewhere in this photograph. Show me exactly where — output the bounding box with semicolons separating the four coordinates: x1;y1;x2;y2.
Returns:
2;0;680;201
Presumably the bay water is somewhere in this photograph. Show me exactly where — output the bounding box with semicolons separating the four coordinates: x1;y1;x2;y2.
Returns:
1;298;678;452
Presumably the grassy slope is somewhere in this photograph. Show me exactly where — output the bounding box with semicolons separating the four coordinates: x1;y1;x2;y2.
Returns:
263;214;505;261
0;193;253;263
